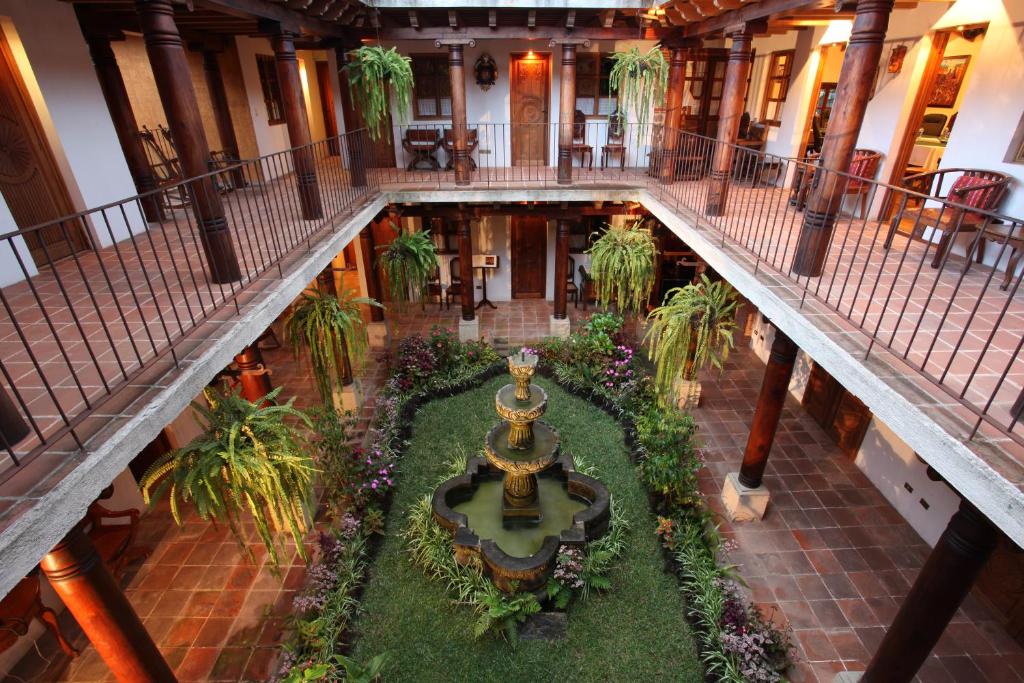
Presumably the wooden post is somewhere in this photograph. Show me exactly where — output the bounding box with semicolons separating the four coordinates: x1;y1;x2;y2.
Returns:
738;327;798;489
135;0;241;284
234;344;273;404
706;24;755;216
438;40;474;186
358;227;385;322
553;219;571;319
40;523;176;683
792;0;894;276
200;47;246;189
76;14;164;223
458;217;475;320
861;499;998;683
556;42;578;185
271;27;323;221
659;45;688;185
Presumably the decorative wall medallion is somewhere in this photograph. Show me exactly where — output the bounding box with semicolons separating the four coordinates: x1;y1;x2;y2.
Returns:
474;53;497;91
0;115;35;185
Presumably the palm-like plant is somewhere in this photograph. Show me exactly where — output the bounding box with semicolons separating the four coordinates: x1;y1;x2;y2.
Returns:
645;275;739;404
376;230;438;307
347;45;413;140
285;287;382;405
140;386;314;568
586;219;658;315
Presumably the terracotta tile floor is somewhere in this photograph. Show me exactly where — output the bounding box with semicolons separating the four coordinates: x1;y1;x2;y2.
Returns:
693;344;1024;683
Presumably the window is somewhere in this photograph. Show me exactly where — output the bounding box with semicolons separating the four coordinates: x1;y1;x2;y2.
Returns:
256;54;285;125
575;53;617;117
759;50;795;127
411;55;451;119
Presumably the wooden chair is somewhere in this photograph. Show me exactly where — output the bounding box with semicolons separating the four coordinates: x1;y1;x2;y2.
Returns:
402;129;441;171
85;496;141;579
442;129;479;171
423;266;446;310
578;264;596;310
972;222;1024;291
601;114;626;170
0;571;78;658
566;255;579;307
571;110;593;169
884;169;1011;268
921;113;947;137
843;149;883;218
446;257;463;309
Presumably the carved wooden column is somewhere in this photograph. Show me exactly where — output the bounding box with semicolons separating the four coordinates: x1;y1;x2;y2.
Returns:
553;219;571;319
792;0;894;276
76;13;163;223
200;46;246;189
135;0;241;284
706;24;755;216
0;385;30;449
722;325;798;521
40;523;176;683
438;39;474;186
861;499;998;683
659;45;688;185
234;344;273;403
458;217;475;320
271;27;323;221
358;227;385;322
556;42;578;185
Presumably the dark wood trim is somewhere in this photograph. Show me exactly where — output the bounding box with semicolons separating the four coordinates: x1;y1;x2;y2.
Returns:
553;218;570;318
738;327;798;488
201;48;246;187
197;0;347;38
314;60;340;155
458;217;475;320
683;0;818;38
369;26;674;42
358;227;384;321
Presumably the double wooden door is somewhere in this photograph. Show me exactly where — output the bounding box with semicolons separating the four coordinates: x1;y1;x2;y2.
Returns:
802;362;872;458
510;53;550;166
0;28;87;267
511;216;547;298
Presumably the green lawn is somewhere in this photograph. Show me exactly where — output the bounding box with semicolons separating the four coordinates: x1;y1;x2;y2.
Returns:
348;376;702;682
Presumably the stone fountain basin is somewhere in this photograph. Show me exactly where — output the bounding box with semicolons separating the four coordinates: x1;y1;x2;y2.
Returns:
431;454;610;593
484;419;560;469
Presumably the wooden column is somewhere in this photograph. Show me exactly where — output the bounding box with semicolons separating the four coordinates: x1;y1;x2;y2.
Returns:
862;499;998;683
792;0;894;276
552;40;588;184
553;219;571;319
234;344;273;403
271;27;323;221
706;24;755;216
40;523;176;683
439;40;473;186
135;0;241;284
0;385;30;449
458;217;475;320
200;47;246;189
738;327;798;489
659;45;688;185
358;227;384;322
76;15;164;223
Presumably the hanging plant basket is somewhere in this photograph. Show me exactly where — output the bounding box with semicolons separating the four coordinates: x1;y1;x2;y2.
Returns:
608;47;669;128
346;45;414;140
586;218;658;316
376;229;439;308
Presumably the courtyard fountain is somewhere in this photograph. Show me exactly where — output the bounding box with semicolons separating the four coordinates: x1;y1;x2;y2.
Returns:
432;350;610;593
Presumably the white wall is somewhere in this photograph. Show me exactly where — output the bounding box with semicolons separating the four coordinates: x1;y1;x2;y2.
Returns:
236;36;292;160
0;199;37;286
747;31;801;128
764;27;825;160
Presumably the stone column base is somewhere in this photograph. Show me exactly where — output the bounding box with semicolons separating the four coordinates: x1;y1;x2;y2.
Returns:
674;378;702;410
458;317;480;342
367;321;389;349
722;472;770;522
334;380;363;412
549;316;570;339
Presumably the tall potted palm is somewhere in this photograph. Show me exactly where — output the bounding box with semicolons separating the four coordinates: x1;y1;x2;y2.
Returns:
140;386;314;568
586;219;658;317
376;229;438;308
645;275;739;408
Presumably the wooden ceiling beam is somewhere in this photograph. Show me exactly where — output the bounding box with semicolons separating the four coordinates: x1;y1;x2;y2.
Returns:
367;25;677;41
599;9;615;28
683;0;820;37
407;9;419;29
566;10;575;30
488;9;497;29
672;1;702;23
528;10;536;29
448;10;458;29
197;0;347;37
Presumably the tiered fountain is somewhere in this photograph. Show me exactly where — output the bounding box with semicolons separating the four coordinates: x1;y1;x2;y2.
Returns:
432;351;610;593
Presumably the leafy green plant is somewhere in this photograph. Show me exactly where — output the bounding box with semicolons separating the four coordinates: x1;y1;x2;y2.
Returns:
645;274;739;403
376;230;438;307
140;386;313;568
637;408;702;509
347;45;413;140
311;407;355;516
586;220;657;315
608;47;669;127
473;585;541;642
285;287;381;405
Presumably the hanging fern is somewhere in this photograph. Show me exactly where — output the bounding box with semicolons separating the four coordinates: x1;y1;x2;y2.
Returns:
347;45;414;140
586;219;657;315
139;386;314;569
645;275;739;404
376;230;438;307
608;47;669;128
284;287;381;405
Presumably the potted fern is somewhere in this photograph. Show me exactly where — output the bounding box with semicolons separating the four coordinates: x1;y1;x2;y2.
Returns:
347;45;414;140
608;47;668;128
376;229;438;308
140;386;314;568
586;219;658;316
285;286;382;407
645;274;739;409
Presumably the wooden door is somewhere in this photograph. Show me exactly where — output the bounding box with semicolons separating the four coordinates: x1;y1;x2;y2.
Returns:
0;29;86;266
510;53;550;166
802;362;872;459
337;60;395;167
511;216;547;298
315;61;339;154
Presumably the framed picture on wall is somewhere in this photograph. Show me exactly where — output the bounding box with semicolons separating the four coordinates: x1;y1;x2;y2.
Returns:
928;55;970;108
